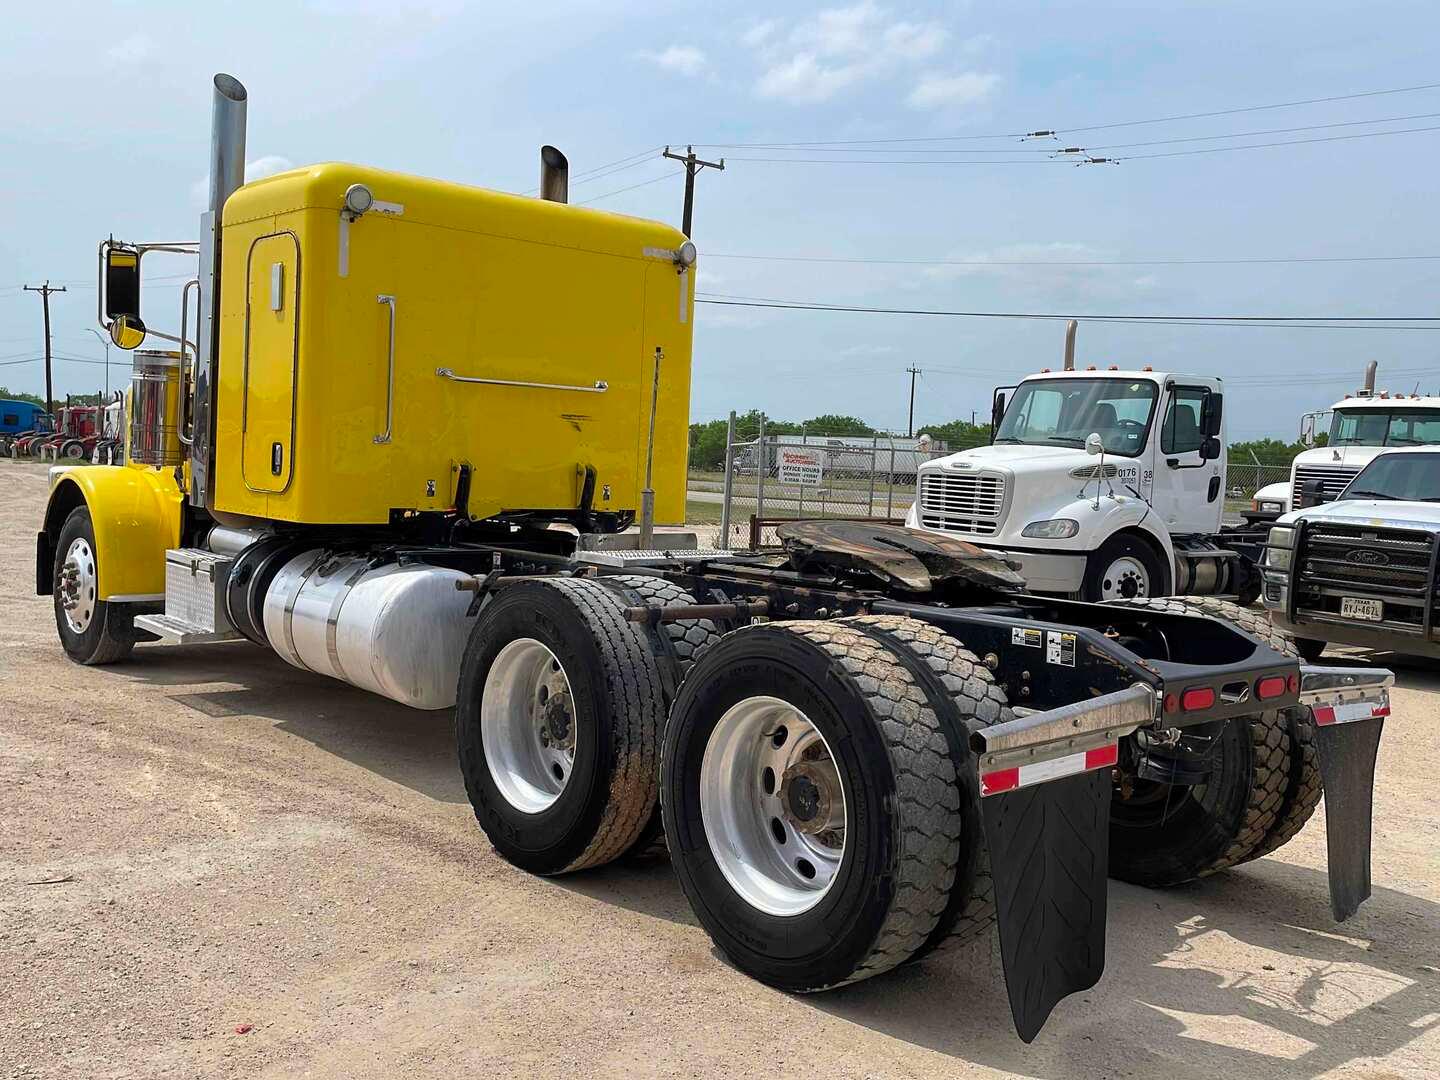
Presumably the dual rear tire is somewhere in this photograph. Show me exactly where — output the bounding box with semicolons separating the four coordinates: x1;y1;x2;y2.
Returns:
457;582;1006;991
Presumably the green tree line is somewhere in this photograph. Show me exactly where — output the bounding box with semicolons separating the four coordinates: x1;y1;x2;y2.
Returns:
690;410;1326;472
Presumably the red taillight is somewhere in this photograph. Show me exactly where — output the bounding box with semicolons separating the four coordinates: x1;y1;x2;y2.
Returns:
1287;673;1300;694
1181;686;1216;711
1256;676;1287;701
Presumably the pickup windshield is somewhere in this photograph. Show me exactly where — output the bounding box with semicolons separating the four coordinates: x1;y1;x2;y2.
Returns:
1342;452;1440;502
1329;407;1440;447
995;378;1157;457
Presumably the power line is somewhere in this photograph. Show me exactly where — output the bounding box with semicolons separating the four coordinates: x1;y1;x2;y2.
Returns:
575;171;676;206
694;110;1440;155
689;80;1440;148
693;291;1440;328
718;122;1440;166
704;251;1440;268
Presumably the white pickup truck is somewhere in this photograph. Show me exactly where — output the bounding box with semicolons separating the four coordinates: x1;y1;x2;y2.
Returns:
1263;446;1440;660
1248;364;1440;522
907;366;1264;602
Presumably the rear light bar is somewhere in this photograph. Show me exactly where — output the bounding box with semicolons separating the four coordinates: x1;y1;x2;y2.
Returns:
1256;675;1288;701
1180;686;1215;711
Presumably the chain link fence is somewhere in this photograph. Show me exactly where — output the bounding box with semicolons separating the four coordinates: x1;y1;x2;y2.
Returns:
691;414;964;549
691;414;1295;549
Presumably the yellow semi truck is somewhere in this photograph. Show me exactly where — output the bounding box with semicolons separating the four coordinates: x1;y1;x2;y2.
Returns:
38;74;1395;1042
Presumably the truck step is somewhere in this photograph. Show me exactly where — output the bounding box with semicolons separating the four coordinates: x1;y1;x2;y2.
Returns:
133;613;243;646
575;547;739;568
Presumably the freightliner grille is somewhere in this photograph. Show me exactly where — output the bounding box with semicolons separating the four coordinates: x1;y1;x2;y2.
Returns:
918;471;1006;536
1292;463;1360;508
1295;521;1438;636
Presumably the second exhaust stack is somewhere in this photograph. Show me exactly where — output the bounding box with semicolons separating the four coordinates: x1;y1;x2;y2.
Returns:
540;146;569;203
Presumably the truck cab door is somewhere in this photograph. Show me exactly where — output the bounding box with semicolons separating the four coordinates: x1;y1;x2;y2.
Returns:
1149;383;1224;533
241;233;300;494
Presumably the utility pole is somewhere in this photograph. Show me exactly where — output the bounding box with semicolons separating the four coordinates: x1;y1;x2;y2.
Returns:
86;327;112;398
662;145;725;237
905;366;922;437
23;281;66;415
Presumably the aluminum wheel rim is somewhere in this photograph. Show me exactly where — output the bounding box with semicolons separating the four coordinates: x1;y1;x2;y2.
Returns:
1100;555;1150;600
700;695;847;917
481;638;577;814
59;537;97;634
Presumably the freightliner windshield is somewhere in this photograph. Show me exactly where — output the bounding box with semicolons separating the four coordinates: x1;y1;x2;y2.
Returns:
994;378;1158;457
1329;408;1440;447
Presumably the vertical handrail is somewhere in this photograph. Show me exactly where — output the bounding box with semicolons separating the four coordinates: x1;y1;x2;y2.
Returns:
374;294;396;445
177;278;200;446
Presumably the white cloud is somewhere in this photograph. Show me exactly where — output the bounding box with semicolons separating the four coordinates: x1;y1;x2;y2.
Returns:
189;156;296;208
741;19;779;48
639;45;707;77
106;33;155;67
919;243;1163;303
907;71;1000;110
751;4;950;105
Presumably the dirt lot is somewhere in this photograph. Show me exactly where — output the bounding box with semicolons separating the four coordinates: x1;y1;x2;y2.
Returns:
3;458;1439;1079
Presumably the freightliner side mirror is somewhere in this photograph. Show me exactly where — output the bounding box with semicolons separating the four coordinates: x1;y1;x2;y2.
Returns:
1301;477;1330;507
1200;435;1222;461
1201;392;1223;437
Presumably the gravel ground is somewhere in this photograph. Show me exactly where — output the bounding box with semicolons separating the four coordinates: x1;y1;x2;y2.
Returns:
3;458;1439;1080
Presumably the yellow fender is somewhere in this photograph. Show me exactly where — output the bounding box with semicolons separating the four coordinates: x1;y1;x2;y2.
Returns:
36;465;183;601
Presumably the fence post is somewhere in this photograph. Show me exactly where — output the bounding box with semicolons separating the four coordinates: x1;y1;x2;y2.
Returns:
755;413;767;530
885;436;897;520
868;436;877;517
719;410;736;549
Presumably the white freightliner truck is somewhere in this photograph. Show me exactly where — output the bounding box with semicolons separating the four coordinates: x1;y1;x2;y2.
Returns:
906;364;1264;603
1247;361;1440;523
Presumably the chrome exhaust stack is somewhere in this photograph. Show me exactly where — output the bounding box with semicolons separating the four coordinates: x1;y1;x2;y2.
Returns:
539;145;569;203
1361;360;1378;397
1063;319;1077;370
189;73;248;510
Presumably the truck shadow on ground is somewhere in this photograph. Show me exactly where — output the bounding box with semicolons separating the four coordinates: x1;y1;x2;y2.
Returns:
103;641;468;804
100;641;1440;1077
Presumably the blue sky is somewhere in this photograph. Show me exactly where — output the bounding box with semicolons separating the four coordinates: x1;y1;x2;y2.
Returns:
2;1;1438;439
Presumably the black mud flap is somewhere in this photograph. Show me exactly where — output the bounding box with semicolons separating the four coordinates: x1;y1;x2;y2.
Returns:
1314;715;1384;921
980;769;1111;1043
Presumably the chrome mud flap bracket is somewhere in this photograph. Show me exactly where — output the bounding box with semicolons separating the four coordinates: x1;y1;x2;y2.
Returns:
970;684;1154;1042
1300;665;1393;922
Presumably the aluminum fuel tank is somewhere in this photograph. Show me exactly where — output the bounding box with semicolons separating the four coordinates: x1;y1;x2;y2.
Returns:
261;550;476;709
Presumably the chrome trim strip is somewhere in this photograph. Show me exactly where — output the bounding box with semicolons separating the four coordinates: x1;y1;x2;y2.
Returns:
375;294;396;444
434;367;608;393
103;592;165;603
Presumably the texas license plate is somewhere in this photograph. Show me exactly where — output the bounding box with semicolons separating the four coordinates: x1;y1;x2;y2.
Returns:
1340;597;1384;622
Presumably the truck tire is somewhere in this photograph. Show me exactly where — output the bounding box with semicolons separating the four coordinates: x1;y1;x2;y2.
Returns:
52;505;137;665
661;620;964;991
60;439;85;461
456;577;666;875
838;615;1011;956
1082;533;1165;602
1102;595;1316;883
598;574;725;859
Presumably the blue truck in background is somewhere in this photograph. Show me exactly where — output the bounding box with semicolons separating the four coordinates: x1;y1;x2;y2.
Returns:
1;399;48;436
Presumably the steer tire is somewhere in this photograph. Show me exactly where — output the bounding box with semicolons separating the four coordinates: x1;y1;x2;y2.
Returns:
662;620;964;991
456;577;666;875
53;506;137;666
1102;596;1295;885
838;614;1011;957
598;574;725;860
1082;533;1167;602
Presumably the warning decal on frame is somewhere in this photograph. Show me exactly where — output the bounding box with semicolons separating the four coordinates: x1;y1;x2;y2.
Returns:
1011;627;1043;648
1046;631;1077;667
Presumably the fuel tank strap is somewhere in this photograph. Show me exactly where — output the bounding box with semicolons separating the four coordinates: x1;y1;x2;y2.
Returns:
325;562;373;675
279;551;327;671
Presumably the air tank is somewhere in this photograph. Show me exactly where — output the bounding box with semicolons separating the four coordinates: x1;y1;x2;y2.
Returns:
261;551;478;709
